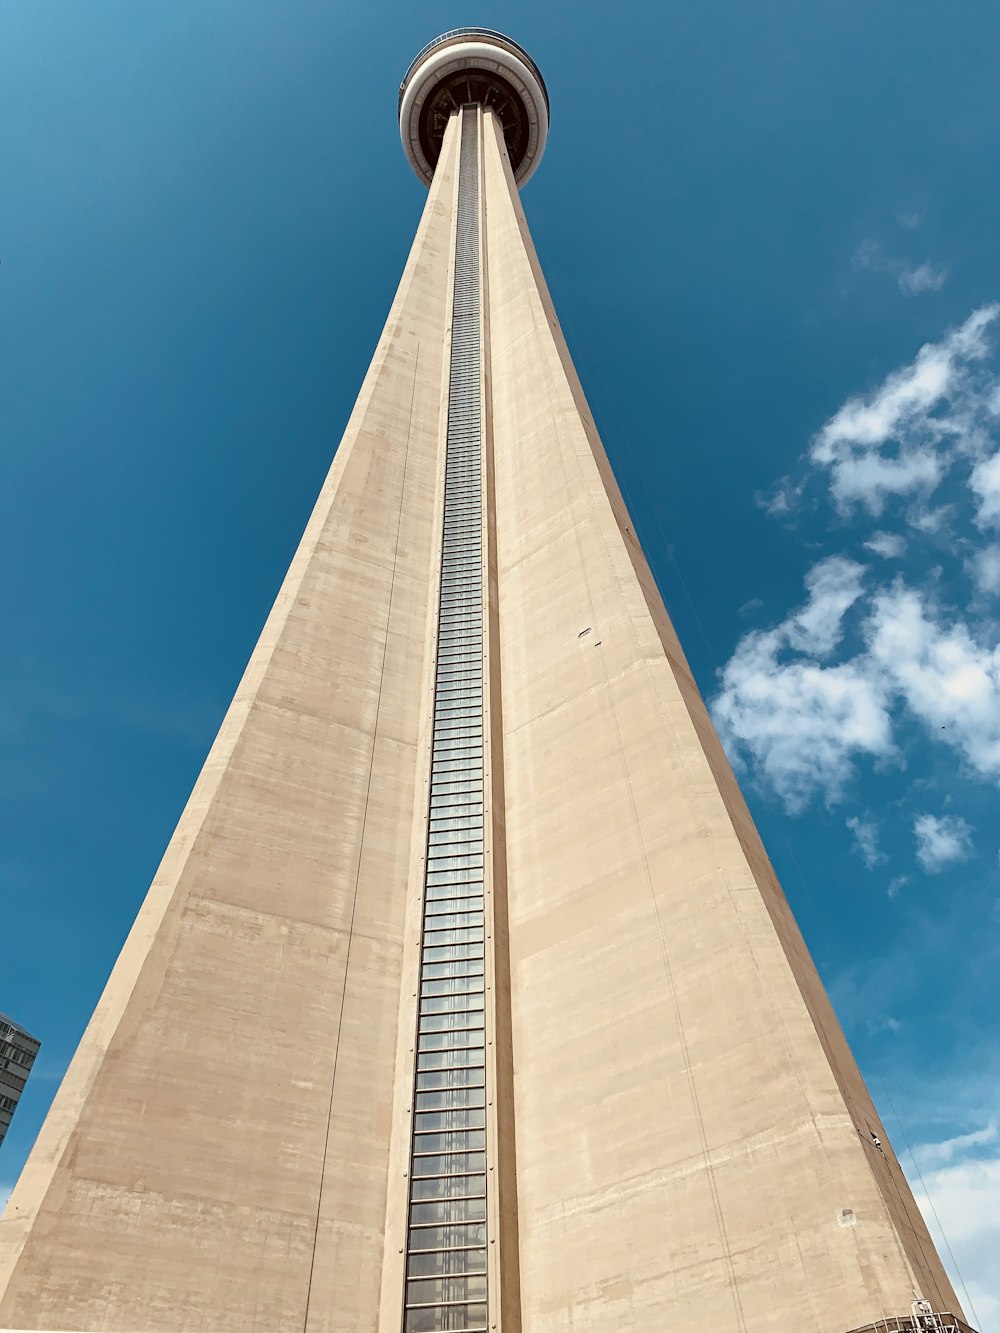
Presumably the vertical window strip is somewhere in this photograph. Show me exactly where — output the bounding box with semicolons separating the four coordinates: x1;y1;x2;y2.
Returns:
404;106;489;1333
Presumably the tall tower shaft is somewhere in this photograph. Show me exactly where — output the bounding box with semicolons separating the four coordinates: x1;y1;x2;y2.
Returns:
0;32;966;1333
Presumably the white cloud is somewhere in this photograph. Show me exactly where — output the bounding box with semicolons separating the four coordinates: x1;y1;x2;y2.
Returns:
967;544;1000;595
866;1013;901;1034
898;261;950;295
907;503;957;534
915;1120;998;1170
868;585;1000;781
914;812;974;873
827;446;942;517
910;1144;1000;1333
854;239;950;296
720;306;1000;819
713;617;892;813
811;304;1000;516
713;639;891;810
864;531;907;559
758;475;804;517
971;449;1000;527
717;564;1000;813
886;873;909;899
852;238;883;273
847;813;887;869
786;556;866;655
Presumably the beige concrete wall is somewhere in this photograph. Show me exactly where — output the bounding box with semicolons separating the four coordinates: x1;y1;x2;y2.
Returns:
0;119;461;1333
481;110;959;1333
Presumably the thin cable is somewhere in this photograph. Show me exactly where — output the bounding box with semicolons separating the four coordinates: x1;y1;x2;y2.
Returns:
877;1074;982;1331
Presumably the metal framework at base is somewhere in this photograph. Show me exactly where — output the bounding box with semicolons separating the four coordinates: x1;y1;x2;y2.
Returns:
845;1304;978;1333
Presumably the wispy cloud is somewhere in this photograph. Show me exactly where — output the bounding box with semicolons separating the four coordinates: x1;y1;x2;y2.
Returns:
786;556;867;656
868;584;1000;781
810;304;1000;516
854;238;950;296
910;1140;1000;1332
713;305;1000;820
898;261;950;295
847;813;887;869
886;873;909;899
971;446;1000;527
713;639;890;810
866;1013;902;1035
864;531;907;559
967;544;1000;594
715;565;1000;809
713;559;891;811
915;1120;998;1169
914;812;974;873
757;475;805;517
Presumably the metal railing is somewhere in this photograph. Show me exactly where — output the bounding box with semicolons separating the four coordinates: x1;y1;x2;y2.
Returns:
399;28;549;113
845;1307;978;1333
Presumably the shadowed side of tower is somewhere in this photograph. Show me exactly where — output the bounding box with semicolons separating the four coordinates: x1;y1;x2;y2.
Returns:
0;117;461;1333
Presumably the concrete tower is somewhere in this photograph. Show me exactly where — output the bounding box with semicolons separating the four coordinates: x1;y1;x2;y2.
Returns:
0;29;971;1333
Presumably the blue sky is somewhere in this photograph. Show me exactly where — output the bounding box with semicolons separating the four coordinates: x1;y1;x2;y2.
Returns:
2;0;999;1321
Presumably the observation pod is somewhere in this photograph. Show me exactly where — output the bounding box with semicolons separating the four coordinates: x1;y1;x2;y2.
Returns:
399;27;549;186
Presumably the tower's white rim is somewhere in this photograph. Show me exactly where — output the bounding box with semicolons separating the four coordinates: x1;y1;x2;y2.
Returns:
399;39;549;188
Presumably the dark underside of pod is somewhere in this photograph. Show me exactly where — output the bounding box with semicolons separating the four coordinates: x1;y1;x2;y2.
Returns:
419;71;530;177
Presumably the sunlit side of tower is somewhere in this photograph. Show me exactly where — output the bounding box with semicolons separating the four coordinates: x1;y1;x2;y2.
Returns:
0;29;968;1333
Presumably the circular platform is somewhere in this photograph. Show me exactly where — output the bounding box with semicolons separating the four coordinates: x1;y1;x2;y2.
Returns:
399;29;549;188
